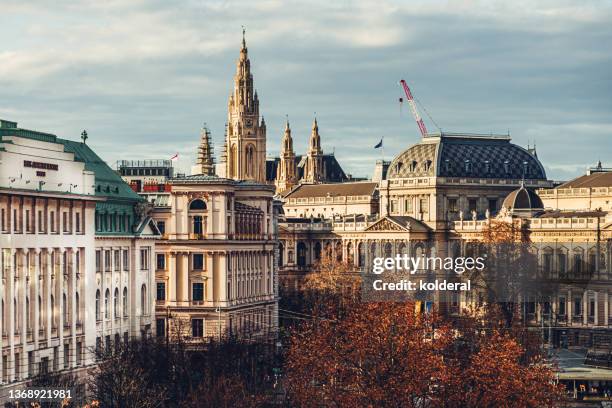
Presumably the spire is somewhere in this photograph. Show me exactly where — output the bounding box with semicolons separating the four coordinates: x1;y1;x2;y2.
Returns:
195;124;215;176
241;25;246;49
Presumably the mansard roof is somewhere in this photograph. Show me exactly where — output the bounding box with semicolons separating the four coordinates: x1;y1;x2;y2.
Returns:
387;133;547;180
284;181;378;199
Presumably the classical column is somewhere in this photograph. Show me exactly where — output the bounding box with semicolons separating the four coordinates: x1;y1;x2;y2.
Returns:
7;248;16;381
180;252;189;305
20;249;27;375
206;252;214;302
70;248;78;368
33;249;40;349
57;248;65;366
168;252;176;304
45;249;52;344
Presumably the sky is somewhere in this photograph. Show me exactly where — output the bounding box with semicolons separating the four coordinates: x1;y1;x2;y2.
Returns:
1;0;611;181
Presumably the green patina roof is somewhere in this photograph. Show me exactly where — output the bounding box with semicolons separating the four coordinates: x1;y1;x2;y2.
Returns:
1;120;142;204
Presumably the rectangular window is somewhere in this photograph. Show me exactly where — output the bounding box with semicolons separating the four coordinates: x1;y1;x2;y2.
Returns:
419;198;428;214
157;220;165;234
123;249;129;271
156;319;166;337
15;353;20;380
192;283;204;301
50;210;55;232
404;199;412;213
156;282;166;301
76;342;82;366
95;250;101;273
38;210;43;232
1;208;5;231
104;251;111;272
488;198;497;214
574;297;582;316
25;210;31;232
64;344;69;368
14;209;18;232
558;254;566;277
114;250;120;271
589;298;595;317
156;254;166;270
75;212;81;233
140;248;150;270
468;198;477;212
191;319;204;338
63;212;68;232
447;198;458;213
558;297;566;316
543;254;552;275
193;254;204;270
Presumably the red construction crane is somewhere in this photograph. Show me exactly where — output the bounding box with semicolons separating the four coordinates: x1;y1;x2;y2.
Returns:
399;79;428;138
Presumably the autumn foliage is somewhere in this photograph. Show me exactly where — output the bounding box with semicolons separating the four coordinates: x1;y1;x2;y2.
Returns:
285;301;564;408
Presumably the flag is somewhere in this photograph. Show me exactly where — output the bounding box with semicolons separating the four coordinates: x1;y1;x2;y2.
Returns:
374;139;383;149
170;153;179;162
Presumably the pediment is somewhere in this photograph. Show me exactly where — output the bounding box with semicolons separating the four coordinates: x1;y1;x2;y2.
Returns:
365;217;411;232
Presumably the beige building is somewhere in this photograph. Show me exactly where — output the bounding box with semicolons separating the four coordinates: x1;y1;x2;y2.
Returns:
151;176;278;340
282;181;379;219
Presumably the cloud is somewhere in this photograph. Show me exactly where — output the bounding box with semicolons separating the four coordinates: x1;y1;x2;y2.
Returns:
0;0;610;181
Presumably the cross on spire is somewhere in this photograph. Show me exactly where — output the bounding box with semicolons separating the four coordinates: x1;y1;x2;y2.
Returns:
81;130;88;144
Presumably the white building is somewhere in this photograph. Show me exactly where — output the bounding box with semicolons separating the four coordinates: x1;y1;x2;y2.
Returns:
0;120;159;396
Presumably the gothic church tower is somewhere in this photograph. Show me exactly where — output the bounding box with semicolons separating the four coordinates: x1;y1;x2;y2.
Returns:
275;119;297;193
225;30;267;182
302;118;325;183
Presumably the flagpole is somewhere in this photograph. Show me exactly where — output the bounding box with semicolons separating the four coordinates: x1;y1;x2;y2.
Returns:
381;136;384;161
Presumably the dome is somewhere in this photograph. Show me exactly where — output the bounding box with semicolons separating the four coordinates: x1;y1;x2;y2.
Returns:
386;133;547;180
502;184;544;210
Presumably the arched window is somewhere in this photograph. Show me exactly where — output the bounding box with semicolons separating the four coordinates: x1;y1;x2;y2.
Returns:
14;298;18;333
123;288;128;317
38;296;43;328
314;242;322;261
114;288;119;318
63;293;68;323
141;284;147;316
50;295;55;327
347;242;354;264
335;241;343;262
246;144;255;177
278;243;284;266
104;289;110;319
26;297;30;330
358;243;365;267
95;290;101;321
231;144;238;178
384;243;392;259
189;199;207;211
297;242;307;267
75;293;80;323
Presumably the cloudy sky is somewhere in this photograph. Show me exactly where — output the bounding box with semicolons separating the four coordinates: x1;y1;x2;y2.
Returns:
1;0;610;180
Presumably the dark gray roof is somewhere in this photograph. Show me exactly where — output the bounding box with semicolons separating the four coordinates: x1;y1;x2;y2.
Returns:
266;153;348;183
387;134;547;180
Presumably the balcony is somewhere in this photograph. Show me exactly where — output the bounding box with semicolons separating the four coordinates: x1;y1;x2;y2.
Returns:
189;233;205;240
572;315;583;324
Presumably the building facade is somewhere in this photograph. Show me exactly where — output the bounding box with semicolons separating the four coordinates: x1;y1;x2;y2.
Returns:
0;120;158;396
151;176;278;340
